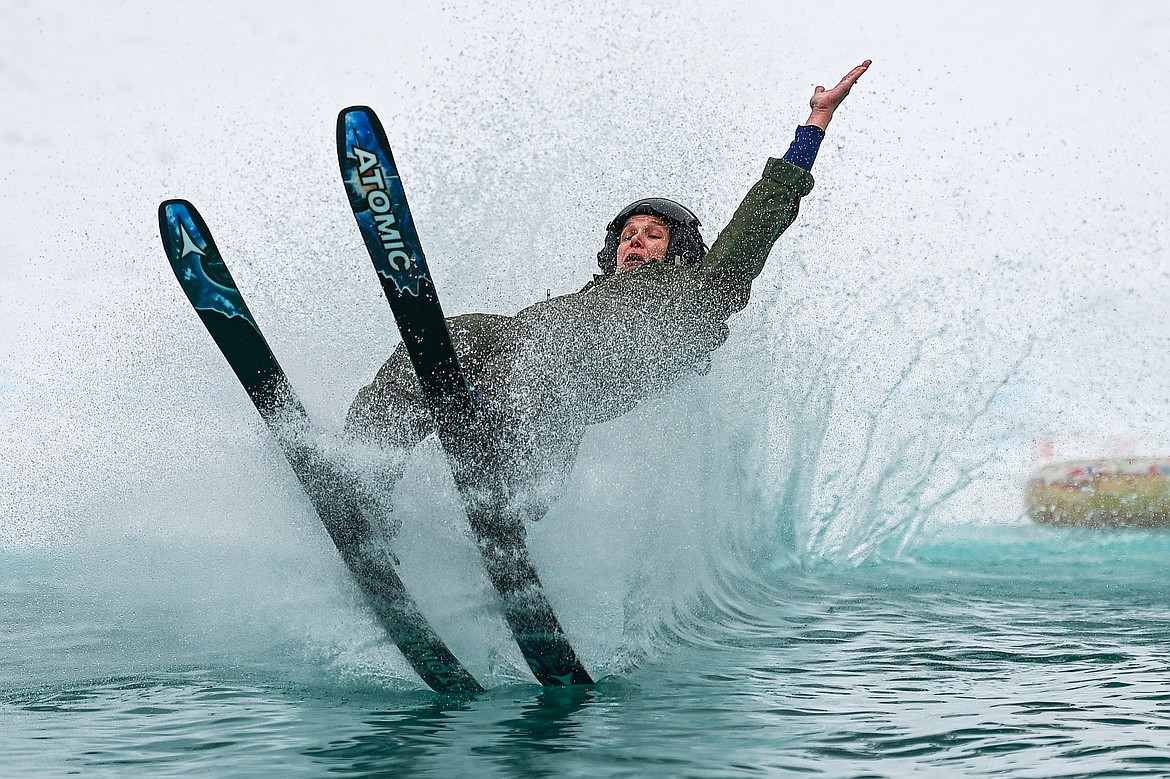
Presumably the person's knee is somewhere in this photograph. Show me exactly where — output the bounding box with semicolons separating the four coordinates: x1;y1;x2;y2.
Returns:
346;379;433;449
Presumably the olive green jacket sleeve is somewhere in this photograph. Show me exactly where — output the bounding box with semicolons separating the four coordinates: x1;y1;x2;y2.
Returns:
696;157;815;320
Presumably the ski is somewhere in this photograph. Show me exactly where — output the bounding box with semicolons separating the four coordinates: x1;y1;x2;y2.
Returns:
336;106;594;686
158;199;482;694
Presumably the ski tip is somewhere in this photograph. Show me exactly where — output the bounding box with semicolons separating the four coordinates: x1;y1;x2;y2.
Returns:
338;104;376;119
157;199;216;263
159;198;196;220
336;105;386;139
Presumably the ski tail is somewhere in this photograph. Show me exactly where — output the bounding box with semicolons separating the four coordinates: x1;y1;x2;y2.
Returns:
157;199;483;694
336;107;594;687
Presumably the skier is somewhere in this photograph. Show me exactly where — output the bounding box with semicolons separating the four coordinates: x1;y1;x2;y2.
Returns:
346;61;871;530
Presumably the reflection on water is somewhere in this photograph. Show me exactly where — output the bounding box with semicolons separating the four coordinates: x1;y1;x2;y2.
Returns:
304;686;598;777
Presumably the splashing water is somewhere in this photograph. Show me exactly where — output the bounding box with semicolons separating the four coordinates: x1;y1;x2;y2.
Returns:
6;2;1170;775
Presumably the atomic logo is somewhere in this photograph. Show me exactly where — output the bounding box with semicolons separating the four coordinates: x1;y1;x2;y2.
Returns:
350;145;414;275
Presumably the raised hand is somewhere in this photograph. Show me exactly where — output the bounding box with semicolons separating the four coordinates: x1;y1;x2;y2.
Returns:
807;60;871;131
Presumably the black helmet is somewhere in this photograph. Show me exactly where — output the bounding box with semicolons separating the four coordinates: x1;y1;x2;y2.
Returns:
596;197;707;277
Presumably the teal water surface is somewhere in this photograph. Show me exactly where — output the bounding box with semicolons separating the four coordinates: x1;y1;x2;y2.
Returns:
5;525;1170;777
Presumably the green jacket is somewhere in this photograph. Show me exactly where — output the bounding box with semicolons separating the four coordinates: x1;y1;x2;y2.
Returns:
347;158;814;520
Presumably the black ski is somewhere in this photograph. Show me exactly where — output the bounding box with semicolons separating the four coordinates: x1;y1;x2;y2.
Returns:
158;199;482;693
336;106;594;686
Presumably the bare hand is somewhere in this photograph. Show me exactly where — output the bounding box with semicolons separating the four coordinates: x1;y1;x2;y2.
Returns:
806;60;871;131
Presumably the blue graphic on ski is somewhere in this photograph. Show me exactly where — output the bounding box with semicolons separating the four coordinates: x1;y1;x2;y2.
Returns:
337;106;594;687
158;199;482;694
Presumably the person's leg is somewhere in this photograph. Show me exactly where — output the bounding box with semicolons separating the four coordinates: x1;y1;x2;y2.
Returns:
344;343;436;539
487;397;588;527
347;343;434;449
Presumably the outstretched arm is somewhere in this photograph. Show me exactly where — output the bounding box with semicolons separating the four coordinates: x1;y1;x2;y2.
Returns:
698;61;872;314
805;60;871;132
